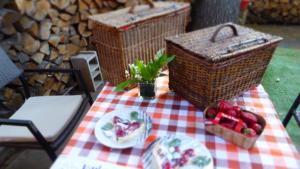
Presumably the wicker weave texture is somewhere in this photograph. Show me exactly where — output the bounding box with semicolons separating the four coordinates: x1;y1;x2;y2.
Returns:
92;4;189;85
167;39;280;110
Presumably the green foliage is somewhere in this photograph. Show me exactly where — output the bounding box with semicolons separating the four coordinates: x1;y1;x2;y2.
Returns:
114;49;175;92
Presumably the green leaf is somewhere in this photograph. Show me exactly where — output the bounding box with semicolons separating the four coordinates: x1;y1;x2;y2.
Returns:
114;79;139;92
130;111;139;121
192;156;211;167
168;138;181;147
101;122;113;130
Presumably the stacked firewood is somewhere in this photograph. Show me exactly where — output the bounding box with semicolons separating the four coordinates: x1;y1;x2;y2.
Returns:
0;0;190;110
248;0;300;24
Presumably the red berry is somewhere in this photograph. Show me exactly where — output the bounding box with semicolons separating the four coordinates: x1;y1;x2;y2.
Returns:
113;116;122;124
206;108;217;119
174;146;180;152
162;161;172;169
219;100;233;112
226;109;237;117
179;157;188;166
251;123;262;134
242;122;248;129
129;122;140;130
241;112;258;125
183;149;194;157
242;128;257;137
116;129;126;137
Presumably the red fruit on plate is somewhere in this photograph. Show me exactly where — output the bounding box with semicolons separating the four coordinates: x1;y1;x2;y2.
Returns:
219;100;233;112
251;123;262;134
206;108;217;119
242;128;257;137
241;111;258;125
162;161;171;169
226;109;237;117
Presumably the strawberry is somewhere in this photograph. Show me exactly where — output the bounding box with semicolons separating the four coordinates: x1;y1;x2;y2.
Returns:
226;109;237;117
220;121;236;129
240;111;257;125
242;122;248;129
206;108;217;119
219;100;233;112
242;128;257;137
251;123;262;134
233;106;241;116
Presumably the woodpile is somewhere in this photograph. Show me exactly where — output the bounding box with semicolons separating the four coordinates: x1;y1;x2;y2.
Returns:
248;0;300;24
0;0;190;111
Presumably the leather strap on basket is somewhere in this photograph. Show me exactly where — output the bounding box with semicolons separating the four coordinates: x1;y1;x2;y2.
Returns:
128;0;155;14
210;23;239;43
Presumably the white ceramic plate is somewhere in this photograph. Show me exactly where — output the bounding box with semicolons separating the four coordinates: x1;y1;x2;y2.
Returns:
94;108;152;149
143;134;214;169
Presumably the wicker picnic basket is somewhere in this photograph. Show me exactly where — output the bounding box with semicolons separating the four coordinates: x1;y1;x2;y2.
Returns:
89;2;190;85
166;23;282;110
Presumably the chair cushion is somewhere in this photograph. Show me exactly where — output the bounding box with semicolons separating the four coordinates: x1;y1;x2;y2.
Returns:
0;95;83;142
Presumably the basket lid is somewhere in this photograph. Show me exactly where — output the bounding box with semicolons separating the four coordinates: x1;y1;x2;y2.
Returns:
165;23;283;63
89;2;189;30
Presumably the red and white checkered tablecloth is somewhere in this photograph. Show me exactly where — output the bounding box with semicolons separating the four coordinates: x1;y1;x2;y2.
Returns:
61;74;300;169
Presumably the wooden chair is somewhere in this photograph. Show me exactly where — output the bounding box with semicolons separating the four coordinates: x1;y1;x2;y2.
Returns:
282;93;300;127
0;47;93;161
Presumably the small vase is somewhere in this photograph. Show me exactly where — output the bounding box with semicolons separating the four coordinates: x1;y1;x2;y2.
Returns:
139;82;155;99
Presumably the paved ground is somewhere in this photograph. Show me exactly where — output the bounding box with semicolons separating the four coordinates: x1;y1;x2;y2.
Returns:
1;24;300;169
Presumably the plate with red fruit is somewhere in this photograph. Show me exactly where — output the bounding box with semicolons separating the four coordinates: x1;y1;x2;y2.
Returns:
143;134;214;169
204;100;266;149
94;108;152;149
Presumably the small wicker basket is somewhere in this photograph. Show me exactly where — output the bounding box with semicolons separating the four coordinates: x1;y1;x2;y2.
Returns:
204;104;266;149
89;2;190;85
166;23;282;109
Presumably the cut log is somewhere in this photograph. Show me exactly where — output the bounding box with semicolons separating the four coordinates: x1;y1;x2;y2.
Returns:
39;19;52;40
28;20;39;38
60;13;72;21
50;0;70;10
50;48;59;60
48;35;60;47
80;38;88;47
65;4;77;15
40;42;50;55
48;9;59;20
94;0;103;8
78;22;92;37
15;0;36;16
32;52;45;64
79;0;89;11
0;9;21;26
22;33;40;54
66;43;80;56
70;35;80;45
0;24;16;35
51;26;60;35
17;52;30;63
33;0;50;21
19;16;34;30
35;74;47;84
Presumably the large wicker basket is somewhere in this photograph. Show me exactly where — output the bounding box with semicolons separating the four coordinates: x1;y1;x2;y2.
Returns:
89;2;190;85
166;23;282;110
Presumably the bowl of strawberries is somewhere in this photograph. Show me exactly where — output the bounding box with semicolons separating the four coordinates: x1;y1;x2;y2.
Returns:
204;100;266;149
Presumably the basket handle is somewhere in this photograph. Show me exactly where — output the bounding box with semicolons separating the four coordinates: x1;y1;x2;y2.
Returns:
211;23;239;43
128;0;155;14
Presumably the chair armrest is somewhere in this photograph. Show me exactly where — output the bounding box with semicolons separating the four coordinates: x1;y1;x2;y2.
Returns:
24;69;93;105
0;118;57;160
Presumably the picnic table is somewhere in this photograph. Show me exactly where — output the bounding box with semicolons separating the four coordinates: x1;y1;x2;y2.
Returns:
57;72;300;169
